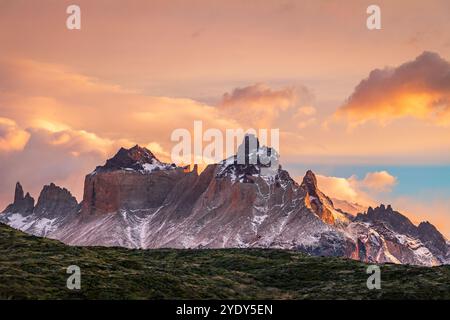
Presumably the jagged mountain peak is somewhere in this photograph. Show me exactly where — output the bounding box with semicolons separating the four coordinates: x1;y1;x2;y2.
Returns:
350;203;449;265
33;182;78;218
105;144;157;168
14;182;24;203
298;169;350;225
124;144;156;159
237;134;259;157
216;135;280;183
2;182;34;214
237;134;279;165
356;204;446;247
419;220;434;229
37;183;77;203
360;204;445;243
364;204;412;227
301;170;318;193
418;220;445;240
12;181;33;203
92;144;177;174
418;221;448;251
1;181;79;237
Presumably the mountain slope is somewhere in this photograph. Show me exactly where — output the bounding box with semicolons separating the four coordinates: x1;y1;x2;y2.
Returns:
1;222;450;300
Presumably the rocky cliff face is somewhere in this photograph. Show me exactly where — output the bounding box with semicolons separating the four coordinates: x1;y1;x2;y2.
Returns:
34;183;78;219
82;145;187;215
1;183;79;237
2;182;34;215
347;205;448;265
418;221;448;258
356;205;418;236
1;138;448;266
300;170;351;226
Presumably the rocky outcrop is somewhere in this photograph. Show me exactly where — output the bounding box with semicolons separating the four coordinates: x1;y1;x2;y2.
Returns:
349;205;449;265
34;183;78;219
417;221;448;256
94;145;178;173
300;170;350;226
301;170;335;224
2;182;34;215
81;145;188;215
0;182;79;237
356;204;418;236
355;204;448;254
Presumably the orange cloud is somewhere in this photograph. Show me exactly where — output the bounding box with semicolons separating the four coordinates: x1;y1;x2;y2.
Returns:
0;58;243;152
313;171;397;207
3;57;450;168
0;59;266;207
0;117;30;152
361;171;397;192
315;174;374;207
219;83;313;128
295;106;316;116
336;51;450;126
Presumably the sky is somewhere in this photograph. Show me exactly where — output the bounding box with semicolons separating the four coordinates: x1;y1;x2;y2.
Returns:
0;0;450;236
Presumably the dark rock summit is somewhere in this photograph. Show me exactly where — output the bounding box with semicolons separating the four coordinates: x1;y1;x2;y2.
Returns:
34;183;79;219
418;221;448;255
94;145;176;173
1;182;79;237
357;204;418;236
100;145;153;171
300;170;318;194
2;182;34;215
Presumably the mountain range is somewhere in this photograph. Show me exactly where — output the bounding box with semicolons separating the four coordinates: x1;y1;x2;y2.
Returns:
1;135;449;266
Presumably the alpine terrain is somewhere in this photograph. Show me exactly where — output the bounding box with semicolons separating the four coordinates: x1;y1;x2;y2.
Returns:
1;135;449;266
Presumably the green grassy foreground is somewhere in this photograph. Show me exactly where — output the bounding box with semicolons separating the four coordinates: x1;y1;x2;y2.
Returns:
0;223;449;299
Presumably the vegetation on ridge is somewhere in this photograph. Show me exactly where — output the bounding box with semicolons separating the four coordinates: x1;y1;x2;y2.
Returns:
0;223;449;300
